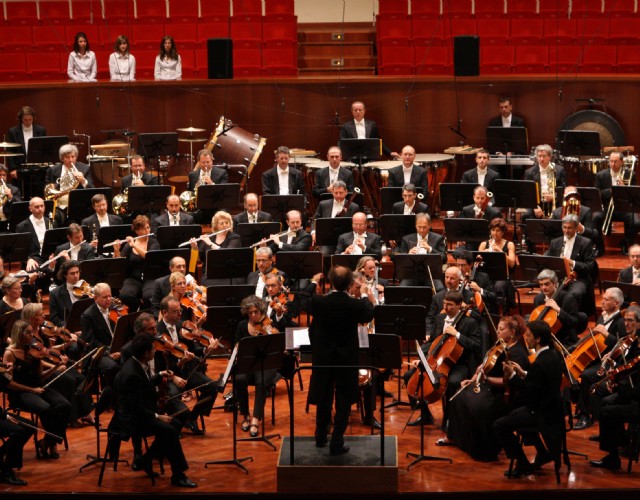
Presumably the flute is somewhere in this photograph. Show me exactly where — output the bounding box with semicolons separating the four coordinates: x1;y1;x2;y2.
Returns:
103;233;154;248
178;228;230;247
249;230;292;248
38;240;86;269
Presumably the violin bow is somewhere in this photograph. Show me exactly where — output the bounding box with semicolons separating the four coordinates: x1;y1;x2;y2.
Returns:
42;347;98;389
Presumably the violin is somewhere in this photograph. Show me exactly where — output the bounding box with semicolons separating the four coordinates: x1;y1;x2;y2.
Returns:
40;321;73;343
528;272;576;334
180;320;228;353
109;300;129;323
474;338;509;393
250;316;278;336
28;339;63;364
180;290;207;320
72;280;93;299
590;354;640;395
464;255;498;342
597;332;637;377
153;333;191;359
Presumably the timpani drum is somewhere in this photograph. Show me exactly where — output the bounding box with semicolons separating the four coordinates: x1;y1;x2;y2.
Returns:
363;160;402;214
89;141;132;188
414;153;454;213
302;160;356;215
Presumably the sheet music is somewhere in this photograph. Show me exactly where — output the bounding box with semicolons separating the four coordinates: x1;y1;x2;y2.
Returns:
220;344;239;387
285;327;311;350
415;340;437;385
358;325;370;348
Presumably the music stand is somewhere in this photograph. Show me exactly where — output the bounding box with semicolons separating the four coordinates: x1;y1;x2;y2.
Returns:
611;186;640;214
339;138;382;164
206;285;256;307
380;187;404;215
0;309;21;348
65;298;94;332
525;219;563;250
394;254;444;284
127;185;172;220
80;258;127;290
155;225;201;250
314;218;353;247
26;136;69;164
202;305;243;347
379;215;416;242
470;251;509;280
196;183;241;212
68;188;113;224
554;186;604;213
385;287;433;308
236;222;281;248
205;247;254;285
517;255;568;284
41;228;74;262
96;225;132;255
443;218;490;244
374;304;427;409
275;251;323;280
9;200;54;232
143;249;191;282
0;233;32;265
137;132;178;159
602;281;640;305
110;310;147;354
493;179;539;237
260;195;305;223
486;126;529;163
319;191;364;209
331;254;376;271
439;183;477;212
556;130;601;157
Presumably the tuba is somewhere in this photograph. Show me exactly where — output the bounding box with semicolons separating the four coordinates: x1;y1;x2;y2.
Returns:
44;163;80;201
561;190;581;218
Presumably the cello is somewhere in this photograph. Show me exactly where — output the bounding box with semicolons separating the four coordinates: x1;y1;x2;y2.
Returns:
528;272;576;334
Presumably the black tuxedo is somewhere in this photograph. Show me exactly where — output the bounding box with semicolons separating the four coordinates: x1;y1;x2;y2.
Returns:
313;198;359;219
545;234;595;285
49;284;74;327
460;167;501;192
551;205;598;242
595;168;637;206
232;210;272;226
460;203;502;221
593;168;639;242
523;163;567;193
426;288;475;338
430;313;481;372
335;231;383;260
80;302;120;385
120;172;158;192
15;216;51;263
387;164;428;195
398;232;447;263
51;241;96;277
1;183;22;219
312;167;355;198
391;200;429;215
153;211;194;229
246;269;289;296
488;114;525;127
45;162;94;188
81;213;124;230
261;166;306;197
268;228;311;253
618;265;638;284
339;119;393;157
187;167;228;191
6;124;46;169
150;275;171;318
533;290;581;346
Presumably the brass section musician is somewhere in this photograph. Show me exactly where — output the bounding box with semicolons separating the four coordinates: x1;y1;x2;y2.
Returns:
523;144;566;219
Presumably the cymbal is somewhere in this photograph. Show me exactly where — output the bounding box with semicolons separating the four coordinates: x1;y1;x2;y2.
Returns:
178;137;207;143
177;127;207;133
0;152;24;157
91;143;128;150
0;141;20;148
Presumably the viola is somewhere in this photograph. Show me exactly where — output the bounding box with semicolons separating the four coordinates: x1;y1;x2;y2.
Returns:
109;300;129;323
72;280;93;299
565;327;608;382
180;320;228;353
529;273;576;334
250;316;278;336
590;354;640;394
180;290;207;319
153;333;190;359
474;338;509;393
40;321;72;343
598;332;637;376
28;339;63;364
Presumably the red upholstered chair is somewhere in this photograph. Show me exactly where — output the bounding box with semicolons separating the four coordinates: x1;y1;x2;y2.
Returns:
265;0;295;15
39;1;72;24
26;52;63;81
538;0;569;17
414;44;451;75
4;0;40;24
1;53;27;81
168;0;200;23
93;49;110;79
376;15;412;42
262;41;297;76
443;0;474;18
510;18;544;45
233;47;262;77
71;0;104;23
514;45;548;73
32;26;67;51
474;0;507;17
0;26;33;50
607;0;639;16
507;0;538;17
448;18;478;39
263;16;297;43
200;0;231;16
411;17;447;46
102;0;135;24
194;48;209;77
133;49;160;79
378;0;409;14
378;39;413;75
580;45;616;73
481;45;514;73
197;20;232;47
179;48;196;78
477;18;509;45
570;0;604;17
575;17;610;44
66;25;102;50
231;15;263;48
608;18;640;44
134;0;168;23
411;0;442;16
233;0;263;15
616;45;640;72
548;45;582;73
131;24;168;51
543;18;577;44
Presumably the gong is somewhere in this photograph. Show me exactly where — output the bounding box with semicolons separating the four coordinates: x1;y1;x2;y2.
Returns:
556;109;626;148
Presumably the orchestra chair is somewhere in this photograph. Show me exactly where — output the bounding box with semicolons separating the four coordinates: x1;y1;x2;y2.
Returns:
5;405;69;458
627;423;640;472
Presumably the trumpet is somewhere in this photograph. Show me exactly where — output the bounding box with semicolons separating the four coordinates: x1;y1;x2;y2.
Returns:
38;240;86;269
249;230;293;248
178;228;231;247
103;233;154;248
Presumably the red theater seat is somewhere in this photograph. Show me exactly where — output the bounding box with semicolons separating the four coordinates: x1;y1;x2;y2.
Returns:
32;26;66;51
481;45;514;74
411;0;442;16
169;0;200;23
443;0;474;18
231;16;263;48
71;0;103;23
607;0;639;16
27;52;63;80
265;0;295;15
616;45;640;72
262;42;297;76
575;17;610;45
102;0;134;24
39;1;71;24
581;45;616;73
411;17;447;45
378;0;409;15
131;24;168;50
378;39;413;75
134;49;161;79
1;53;27;80
448;19;478;39
510;18;544;45
414;45;450;75
543;18;577;44
376;15;412;42
548;45;582;73
5;1;39;24
474;0;507;17
507;0;538;17
514;46;548;73
263;16;297;42
200;0;231;17
570;0;604;17
134;0;168;22
233;0;262;15
197;20;232;47
477;18;509;45
0;26;33;50
538;0;568;17
608;18;640;44
66;25;103;50
233;47;262;77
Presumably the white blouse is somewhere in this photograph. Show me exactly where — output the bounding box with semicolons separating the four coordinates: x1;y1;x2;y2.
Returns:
68;50;97;82
109;52;136;81
154;55;182;81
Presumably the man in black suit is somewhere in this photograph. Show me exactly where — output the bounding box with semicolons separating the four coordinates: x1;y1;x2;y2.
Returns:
397;213;446;288
550;186;599;246
268;209;311;254
523;144;566;219
232;192;272;226
312;146;355;199
391;183;429;215
487;97;525;128
593;151;639;255
150;256;189;319
187;149;228;190
80;283;121;386
15;197;52;272
618;244;640;284
0;377;34;486
49;259;83;327
459;186;502;250
0;165;21;227
336;212;383;260
6;105;46;175
48;223;96;280
425;266;474;339
303;266;375;454
453;248;498;313
82;193;124;250
339;101;396;158
261;146;306;199
120;155;158;192
494;321;564;478
387;145;428;195
153;194;194;229
313;180;359;256
460;149;501;193
246;247;288;298
113;334;196;487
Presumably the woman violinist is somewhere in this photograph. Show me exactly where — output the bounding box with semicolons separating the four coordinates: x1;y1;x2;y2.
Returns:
2;320;71;459
442;316;531;461
164;272;205;323
235;295;280;437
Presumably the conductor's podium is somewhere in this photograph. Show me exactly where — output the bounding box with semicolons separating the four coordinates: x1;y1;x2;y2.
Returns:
277;435;398;493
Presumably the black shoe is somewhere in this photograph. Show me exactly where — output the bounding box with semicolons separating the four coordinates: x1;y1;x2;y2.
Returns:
329;445;350;456
407;416;423;427
315;436;327;448
185;420;204;436
382;390;395;399
533;451;553;469
131;453;143;471
574;415;594;430
363;417;382;430
171;474;197;488
590;454;621;470
139;455;159;478
0;471;27;486
505;461;535;478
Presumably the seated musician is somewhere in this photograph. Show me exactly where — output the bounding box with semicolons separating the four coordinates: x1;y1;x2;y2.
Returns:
592;151;639;256
488;97;526;129
396;213;446;288
79;283;121;386
120;154;158;192
2;320;71;461
163;272;198;323
192;210;241;286
44;144;94;227
49;259;84;331
188;149;227;190
453;249;498;314
477;218;517;310
16;197;52;273
339;100;397;158
523;144;567;220
387;145;428;195
404;290;481;428
0;276;30;315
426;266;475;340
312;146;355;199
113;215;160;310
0;164;21;229
0;374;33;486
235;295;282;438
442;315;531;461
589;306;640;471
460;148;501;193
113;334;197;487
150;256;191;319
153;194;194;229
232;192;272;226
355;256;386;304
493;321;565;479
264;273;299;329
267;209;311;255
391;183;428;215
460;185;502;222
246;247;288;299
618;244;640;285
544;214;596;307
574;287;627;431
261;146;306;198
531;269;582;347
156;296;218;436
336;212;383;260
312;180;359;256
551;186;600;250
49;223;96;280
81;193;124;248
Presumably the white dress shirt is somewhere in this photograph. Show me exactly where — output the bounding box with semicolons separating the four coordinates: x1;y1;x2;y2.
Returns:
354;120;366;139
29;214;46;251
278;168;290;195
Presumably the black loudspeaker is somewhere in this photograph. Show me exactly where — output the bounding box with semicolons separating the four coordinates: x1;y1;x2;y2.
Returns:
453;36;479;77
207;38;233;79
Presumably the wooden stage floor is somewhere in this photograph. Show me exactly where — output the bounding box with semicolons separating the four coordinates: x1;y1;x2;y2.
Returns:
2;356;639;498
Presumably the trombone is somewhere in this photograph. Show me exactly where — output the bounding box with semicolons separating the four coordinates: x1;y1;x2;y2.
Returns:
602;158;635;234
